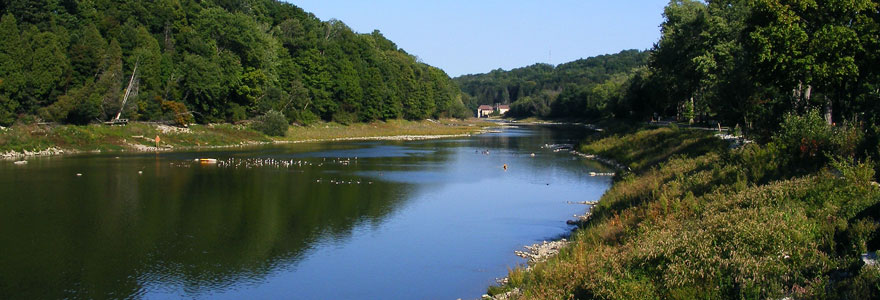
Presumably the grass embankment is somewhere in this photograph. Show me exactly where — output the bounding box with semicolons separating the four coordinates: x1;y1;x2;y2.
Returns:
491;121;880;299
0;119;487;155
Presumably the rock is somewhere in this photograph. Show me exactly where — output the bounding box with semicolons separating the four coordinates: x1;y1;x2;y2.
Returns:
567;213;592;226
483;288;522;300
515;239;570;264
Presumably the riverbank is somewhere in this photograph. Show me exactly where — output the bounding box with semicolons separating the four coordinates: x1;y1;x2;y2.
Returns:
1;119;489;159
487;123;880;299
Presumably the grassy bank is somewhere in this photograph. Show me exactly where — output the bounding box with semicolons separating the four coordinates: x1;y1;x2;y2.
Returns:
0;119;488;156
490;120;880;299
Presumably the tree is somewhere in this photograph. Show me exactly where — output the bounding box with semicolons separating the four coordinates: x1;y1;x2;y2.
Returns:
747;0;876;124
651;0;710;123
0;0;468;125
0;14;22;125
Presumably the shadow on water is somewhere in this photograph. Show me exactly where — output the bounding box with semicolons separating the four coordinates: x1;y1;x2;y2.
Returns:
0;124;611;299
0;150;417;299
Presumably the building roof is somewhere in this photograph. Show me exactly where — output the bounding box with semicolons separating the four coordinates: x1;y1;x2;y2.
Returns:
498;105;510;110
478;105;494;110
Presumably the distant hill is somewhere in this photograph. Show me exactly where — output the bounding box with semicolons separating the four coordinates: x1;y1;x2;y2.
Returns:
454;49;649;118
0;0;469;126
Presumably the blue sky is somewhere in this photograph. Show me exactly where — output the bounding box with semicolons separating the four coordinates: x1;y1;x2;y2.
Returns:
287;1;669;77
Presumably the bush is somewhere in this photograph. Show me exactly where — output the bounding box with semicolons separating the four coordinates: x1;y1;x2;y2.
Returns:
451;103;473;119
161;100;194;126
67;96;101;125
733;143;782;184
227;103;248;123
772;110;835;174
331;110;358;125
252;110;288;136
771;110;866;177
287;109;319;125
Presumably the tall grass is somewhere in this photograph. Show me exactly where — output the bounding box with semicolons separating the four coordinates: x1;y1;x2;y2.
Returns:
494;116;880;299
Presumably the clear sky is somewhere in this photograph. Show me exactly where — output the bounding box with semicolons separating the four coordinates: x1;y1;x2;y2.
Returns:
286;1;669;77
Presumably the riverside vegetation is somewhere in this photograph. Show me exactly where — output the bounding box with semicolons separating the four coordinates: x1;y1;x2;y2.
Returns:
489;112;880;299
0;119;485;156
467;2;880;296
0;0;481;155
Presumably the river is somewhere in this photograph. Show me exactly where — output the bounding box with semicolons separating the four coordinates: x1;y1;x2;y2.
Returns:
0;124;611;299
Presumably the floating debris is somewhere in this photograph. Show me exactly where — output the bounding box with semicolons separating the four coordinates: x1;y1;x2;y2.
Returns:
13;160;27;165
76;173;82;176
138;171;143;175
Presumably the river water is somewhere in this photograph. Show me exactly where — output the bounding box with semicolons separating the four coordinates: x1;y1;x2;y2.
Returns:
0;125;611;299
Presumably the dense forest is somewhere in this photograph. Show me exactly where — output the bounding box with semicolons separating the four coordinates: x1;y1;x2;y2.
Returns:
639;0;880;139
454;50;650;119
460;0;879;141
0;0;470;127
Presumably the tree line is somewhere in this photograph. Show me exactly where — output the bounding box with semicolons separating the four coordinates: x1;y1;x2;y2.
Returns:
0;0;470;127
454;50;650;119
458;0;880;141
640;0;880;139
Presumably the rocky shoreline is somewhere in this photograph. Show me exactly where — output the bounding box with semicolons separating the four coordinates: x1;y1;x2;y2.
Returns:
481;145;627;300
1;147;70;160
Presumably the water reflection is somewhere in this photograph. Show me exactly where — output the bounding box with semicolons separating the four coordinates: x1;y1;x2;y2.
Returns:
0;125;611;299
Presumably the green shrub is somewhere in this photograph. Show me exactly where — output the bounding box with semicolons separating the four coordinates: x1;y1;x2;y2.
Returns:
770;111;867;179
833;124;865;158
67;96;101;125
772;110;836;175
227;103;248;123
451;103;473;119
287;109;319;125
331;110;358;125
732;143;782;184
252;110;288;136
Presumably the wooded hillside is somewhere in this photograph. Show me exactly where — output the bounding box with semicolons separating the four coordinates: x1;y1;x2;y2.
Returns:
454;50;649;119
0;0;470;126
